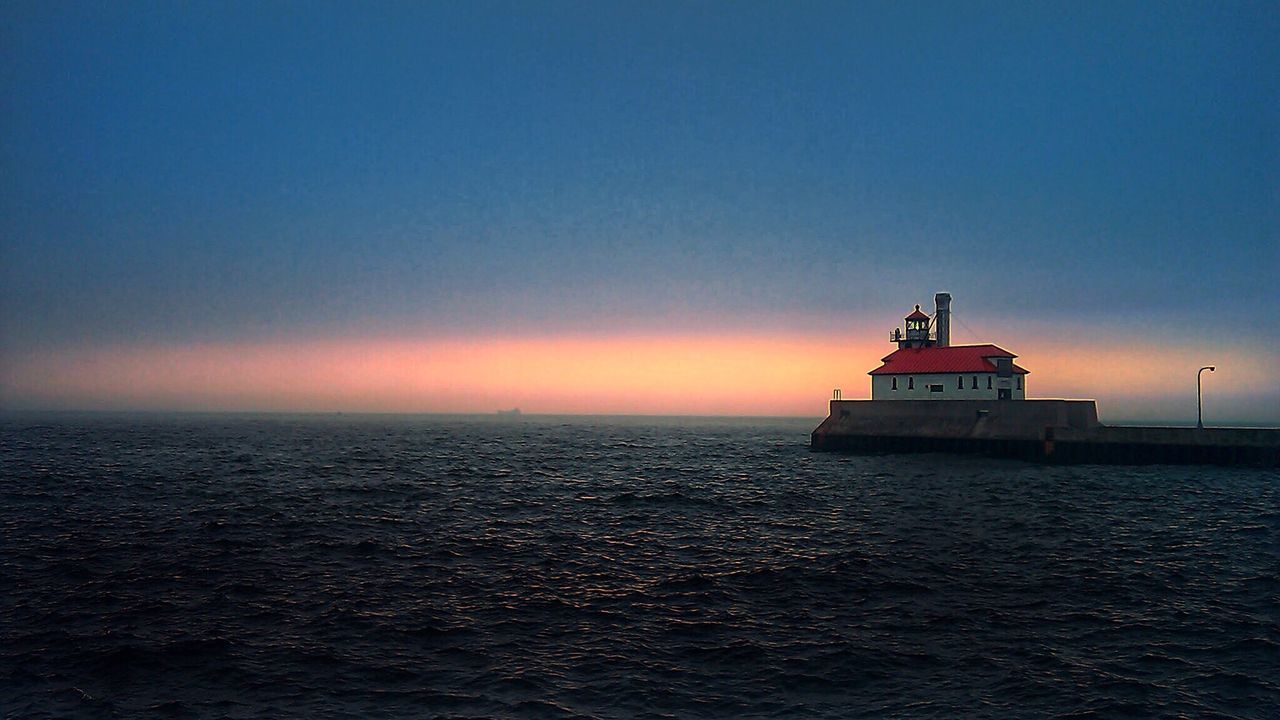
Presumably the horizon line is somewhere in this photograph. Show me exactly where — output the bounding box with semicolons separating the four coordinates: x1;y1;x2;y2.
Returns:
2;407;1277;430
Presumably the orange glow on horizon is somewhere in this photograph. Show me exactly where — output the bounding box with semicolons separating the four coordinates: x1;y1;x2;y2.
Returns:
1;334;879;416
2;332;1275;421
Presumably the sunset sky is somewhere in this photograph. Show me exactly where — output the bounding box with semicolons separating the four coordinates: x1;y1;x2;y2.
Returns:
2;2;1277;423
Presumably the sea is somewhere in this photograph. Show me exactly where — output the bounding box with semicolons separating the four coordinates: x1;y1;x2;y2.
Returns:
2;413;1277;719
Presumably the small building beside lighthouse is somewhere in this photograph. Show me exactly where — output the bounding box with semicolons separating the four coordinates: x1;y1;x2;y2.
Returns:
870;292;1029;400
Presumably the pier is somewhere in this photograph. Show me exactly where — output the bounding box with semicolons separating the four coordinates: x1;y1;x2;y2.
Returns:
811;399;1280;466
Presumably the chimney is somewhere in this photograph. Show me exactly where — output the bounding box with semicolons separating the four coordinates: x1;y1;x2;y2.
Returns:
934;292;951;347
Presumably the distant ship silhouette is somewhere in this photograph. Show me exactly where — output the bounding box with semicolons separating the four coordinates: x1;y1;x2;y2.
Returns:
497;408;521;416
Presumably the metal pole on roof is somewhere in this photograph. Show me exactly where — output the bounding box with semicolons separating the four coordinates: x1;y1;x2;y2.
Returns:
1197;366;1215;429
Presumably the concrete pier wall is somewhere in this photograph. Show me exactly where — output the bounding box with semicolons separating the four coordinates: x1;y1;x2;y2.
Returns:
816;399;1099;440
811;400;1280;466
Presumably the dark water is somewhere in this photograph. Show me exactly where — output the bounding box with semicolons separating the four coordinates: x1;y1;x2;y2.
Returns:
2;414;1277;719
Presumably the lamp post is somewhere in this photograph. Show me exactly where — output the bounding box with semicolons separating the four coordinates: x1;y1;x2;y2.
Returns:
1197;366;1215;429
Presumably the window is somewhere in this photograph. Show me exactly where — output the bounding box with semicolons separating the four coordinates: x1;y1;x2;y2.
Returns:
1017;376;1022;390
987;377;993;389
908;377;914;390
891;377;897;390
929;384;944;393
971;376;978;389
957;376;963;390
996;357;1012;378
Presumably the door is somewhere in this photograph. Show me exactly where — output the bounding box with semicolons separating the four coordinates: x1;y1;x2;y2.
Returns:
998;388;1012;400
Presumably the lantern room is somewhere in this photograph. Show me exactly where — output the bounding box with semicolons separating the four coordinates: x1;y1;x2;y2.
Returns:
891;305;932;349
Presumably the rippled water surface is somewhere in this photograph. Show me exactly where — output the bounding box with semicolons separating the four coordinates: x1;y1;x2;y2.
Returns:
2;413;1278;719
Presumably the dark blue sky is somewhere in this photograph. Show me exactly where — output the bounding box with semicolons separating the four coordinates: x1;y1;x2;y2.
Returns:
3;1;1277;350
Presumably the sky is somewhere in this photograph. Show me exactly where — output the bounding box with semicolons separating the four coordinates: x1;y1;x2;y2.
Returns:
2;1;1277;422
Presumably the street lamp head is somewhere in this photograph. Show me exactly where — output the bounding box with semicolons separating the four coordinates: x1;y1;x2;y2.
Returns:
1208;366;1215;372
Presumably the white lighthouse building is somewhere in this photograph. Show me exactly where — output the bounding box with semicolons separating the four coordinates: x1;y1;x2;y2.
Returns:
870;292;1028;400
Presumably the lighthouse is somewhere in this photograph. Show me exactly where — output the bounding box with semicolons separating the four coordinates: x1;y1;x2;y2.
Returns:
813;293;1279;465
873;292;1028;400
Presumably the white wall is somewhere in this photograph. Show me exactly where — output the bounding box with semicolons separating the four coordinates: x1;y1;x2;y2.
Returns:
870;373;1026;400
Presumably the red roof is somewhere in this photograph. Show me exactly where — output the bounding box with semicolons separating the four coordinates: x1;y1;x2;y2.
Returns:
868;344;1029;375
904;307;930;321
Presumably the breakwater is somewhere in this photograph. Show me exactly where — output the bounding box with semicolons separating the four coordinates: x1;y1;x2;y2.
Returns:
811;400;1280;466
